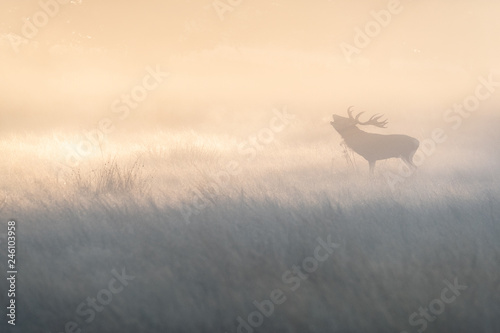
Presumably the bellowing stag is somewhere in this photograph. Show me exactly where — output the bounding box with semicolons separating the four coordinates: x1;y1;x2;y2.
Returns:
330;106;419;173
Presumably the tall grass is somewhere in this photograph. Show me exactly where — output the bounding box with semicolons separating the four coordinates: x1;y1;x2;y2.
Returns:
69;157;147;195
0;128;499;333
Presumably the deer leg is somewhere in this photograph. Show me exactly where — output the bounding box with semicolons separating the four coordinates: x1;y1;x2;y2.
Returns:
402;153;417;169
369;161;375;174
403;159;413;170
408;151;418;168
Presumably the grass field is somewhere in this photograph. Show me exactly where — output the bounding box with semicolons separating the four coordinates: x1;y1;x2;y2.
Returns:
1;114;499;333
2;1;500;332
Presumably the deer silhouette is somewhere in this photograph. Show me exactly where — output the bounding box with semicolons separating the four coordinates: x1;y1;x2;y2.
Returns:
330;106;420;173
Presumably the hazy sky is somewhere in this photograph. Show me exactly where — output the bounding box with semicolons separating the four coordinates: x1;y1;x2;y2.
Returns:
1;0;499;131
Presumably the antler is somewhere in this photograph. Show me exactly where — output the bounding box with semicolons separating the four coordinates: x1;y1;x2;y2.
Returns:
347;106;365;123
347;106;388;128
357;114;388;128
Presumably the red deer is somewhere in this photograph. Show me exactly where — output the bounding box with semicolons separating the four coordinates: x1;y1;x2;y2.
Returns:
330;106;419;173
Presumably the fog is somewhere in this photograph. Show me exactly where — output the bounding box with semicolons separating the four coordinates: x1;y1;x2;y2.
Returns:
1;0;500;131
1;1;500;333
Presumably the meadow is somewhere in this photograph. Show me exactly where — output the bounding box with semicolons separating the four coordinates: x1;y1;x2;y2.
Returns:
0;113;499;333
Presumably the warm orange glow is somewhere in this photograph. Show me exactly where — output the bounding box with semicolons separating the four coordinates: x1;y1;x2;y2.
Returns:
1;2;500;332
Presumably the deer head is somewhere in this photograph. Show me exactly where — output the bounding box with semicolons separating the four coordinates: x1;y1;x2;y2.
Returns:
330;106;388;132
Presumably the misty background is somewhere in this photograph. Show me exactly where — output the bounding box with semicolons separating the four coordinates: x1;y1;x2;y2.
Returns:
1;0;499;135
1;2;500;333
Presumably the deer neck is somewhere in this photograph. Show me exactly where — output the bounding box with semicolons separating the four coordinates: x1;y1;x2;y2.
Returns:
337;126;367;142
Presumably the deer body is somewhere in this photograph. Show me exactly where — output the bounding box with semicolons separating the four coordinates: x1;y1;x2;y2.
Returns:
331;107;419;173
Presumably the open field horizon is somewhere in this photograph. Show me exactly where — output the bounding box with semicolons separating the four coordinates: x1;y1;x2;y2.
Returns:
2;1;500;332
1;109;500;332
